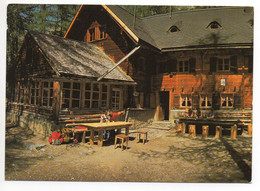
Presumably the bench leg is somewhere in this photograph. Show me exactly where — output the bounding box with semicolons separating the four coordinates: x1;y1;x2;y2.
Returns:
114;137;118;149
98;130;103;147
121;139;124;151
231;124;237;139
82;131;86;143
89;130;95;145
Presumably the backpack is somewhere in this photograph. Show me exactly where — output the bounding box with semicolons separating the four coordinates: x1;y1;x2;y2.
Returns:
48;131;64;145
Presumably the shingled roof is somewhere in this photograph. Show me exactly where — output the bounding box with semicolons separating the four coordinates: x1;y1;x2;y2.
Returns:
105;6;253;51
29;31;134;82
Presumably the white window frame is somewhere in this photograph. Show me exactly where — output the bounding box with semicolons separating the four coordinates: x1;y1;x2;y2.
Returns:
220;94;234;108
180;94;192;108
200;94;212;108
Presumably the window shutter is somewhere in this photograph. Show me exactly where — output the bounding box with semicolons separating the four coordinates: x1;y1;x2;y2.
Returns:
169;59;177;72
248;55;253;73
192;94;199;109
234;94;242;109
210;57;217;73
230;56;238;73
173;94;180;108
189;58;196;73
212;93;220;110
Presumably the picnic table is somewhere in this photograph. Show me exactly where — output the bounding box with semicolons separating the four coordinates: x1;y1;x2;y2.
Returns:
69;121;133;147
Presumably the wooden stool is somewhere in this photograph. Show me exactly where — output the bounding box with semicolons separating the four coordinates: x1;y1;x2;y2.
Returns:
136;130;148;144
202;125;209;139
231;124;237;139
215;126;222;138
189;125;196;137
248;124;252;136
114;134;129;150
176;124;184;135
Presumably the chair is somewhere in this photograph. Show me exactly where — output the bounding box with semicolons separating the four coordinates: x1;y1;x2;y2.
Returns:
114;134;129;150
136;130;148;144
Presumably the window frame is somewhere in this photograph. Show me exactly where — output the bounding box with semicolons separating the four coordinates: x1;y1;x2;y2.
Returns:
178;60;190;73
217;56;230;72
180;94;192;108
111;88;122;110
41;81;53;108
30;80;40;105
62;81;81;109
220;94;234;108
87;25;107;42
200;94;212;108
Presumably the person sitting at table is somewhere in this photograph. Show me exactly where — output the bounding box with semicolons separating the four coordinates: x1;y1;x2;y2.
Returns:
103;110;126;140
196;108;202;118
208;108;215;118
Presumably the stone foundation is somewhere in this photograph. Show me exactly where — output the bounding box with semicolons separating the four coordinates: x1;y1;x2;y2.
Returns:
127;109;155;129
6;111;62;138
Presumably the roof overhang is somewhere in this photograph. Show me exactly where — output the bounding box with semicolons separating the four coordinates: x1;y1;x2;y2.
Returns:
161;43;253;52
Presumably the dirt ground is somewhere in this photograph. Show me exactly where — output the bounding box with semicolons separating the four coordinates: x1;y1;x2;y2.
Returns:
5;126;252;183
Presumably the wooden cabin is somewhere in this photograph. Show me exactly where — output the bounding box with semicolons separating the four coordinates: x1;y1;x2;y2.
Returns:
6;5;253;135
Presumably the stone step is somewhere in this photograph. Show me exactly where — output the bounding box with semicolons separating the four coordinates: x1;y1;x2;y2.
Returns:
147;125;171;130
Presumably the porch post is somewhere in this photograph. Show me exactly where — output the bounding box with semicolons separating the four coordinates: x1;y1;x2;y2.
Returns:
52;81;61;120
155;91;160;121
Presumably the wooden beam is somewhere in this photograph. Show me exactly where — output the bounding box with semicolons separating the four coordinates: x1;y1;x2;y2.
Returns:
97;46;140;81
64;5;83;38
52;81;61;120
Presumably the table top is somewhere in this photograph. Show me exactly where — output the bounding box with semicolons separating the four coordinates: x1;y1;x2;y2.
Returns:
71;121;133;129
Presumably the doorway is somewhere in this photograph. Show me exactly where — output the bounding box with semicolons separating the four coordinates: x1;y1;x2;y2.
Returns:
159;91;169;120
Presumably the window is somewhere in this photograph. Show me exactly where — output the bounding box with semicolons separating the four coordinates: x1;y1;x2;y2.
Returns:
84;83;99;109
92;83;99;108
99;26;107;39
42;81;53;107
210;56;237;73
87;26;107;42
111;88;121;110
179;61;189;73
207;21;222;29
221;94;234;108
217;58;230;72
180;95;192;107
62;82;81;109
89;28;95;42
101;84;108;108
169;25;180;33
178;58;196;73
200;95;212;108
30;81;39;105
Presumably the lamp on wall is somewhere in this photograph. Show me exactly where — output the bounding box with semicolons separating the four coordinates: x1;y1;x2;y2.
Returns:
234;86;236;92
182;86;184;92
192;86;194;92
172;86;174;92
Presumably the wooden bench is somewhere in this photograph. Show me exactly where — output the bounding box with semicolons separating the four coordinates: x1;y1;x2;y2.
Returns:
64;114;103;143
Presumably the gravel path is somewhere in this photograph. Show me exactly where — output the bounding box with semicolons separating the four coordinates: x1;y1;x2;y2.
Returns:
5;126;252;182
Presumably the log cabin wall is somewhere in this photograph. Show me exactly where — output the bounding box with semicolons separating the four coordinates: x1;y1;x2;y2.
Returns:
151;48;253;120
